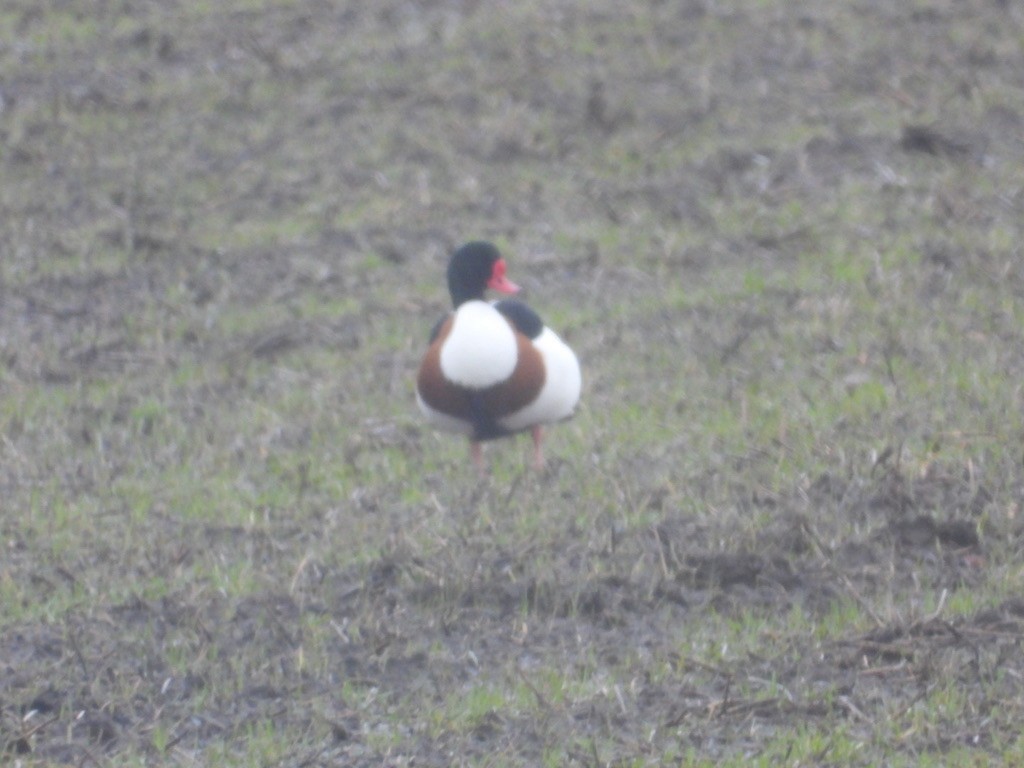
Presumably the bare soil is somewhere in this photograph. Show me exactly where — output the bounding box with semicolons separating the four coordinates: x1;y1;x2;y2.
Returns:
3;0;1024;765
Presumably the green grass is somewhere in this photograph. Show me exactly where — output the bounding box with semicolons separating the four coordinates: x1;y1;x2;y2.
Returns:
3;0;1024;765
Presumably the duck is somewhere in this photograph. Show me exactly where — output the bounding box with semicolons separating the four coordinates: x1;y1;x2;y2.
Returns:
416;241;581;470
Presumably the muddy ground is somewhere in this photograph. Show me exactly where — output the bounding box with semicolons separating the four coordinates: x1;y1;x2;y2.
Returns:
3;0;1024;765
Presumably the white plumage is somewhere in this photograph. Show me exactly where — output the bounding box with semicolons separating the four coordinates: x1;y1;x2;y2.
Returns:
499;327;581;433
438;301;518;388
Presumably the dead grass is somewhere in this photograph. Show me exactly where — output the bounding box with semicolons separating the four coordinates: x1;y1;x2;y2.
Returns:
3;0;1024;765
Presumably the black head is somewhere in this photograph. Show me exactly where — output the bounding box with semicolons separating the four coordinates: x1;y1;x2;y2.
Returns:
446;241;520;307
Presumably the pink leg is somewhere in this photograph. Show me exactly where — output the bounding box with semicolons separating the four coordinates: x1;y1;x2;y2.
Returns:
470;441;485;472
531;425;545;469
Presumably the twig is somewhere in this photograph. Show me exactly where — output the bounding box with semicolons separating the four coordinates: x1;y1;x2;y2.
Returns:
839;575;887;629
290;552;315;595
837;695;871;723
67;626;90;678
893;683;936;721
21;713;59;740
709;675;733;720
515;667;553;713
912;588;948;628
651;525;672;580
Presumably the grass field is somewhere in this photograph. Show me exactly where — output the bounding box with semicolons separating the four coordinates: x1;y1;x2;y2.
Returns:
3;0;1024;765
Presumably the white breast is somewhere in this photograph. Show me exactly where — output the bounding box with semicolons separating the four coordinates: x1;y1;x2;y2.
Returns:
439;300;518;388
499;327;581;432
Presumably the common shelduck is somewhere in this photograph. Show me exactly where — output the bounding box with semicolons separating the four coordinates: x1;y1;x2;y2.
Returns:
416;241;581;469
